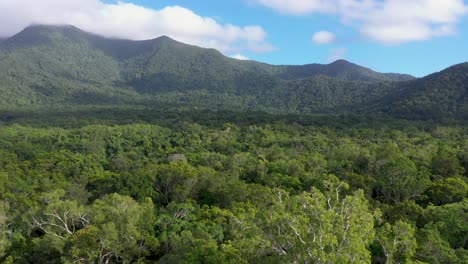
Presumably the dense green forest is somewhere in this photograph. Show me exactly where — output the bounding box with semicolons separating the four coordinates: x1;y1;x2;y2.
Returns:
0;108;466;263
0;25;467;263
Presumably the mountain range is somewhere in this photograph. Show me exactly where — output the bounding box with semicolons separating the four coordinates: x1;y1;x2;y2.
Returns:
0;25;466;120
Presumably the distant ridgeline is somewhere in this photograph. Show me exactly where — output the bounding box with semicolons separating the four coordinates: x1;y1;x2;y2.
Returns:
0;25;467;120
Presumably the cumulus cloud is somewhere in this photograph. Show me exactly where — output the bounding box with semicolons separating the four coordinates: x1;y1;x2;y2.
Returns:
0;0;274;53
358;0;468;44
230;54;250;60
327;47;347;62
255;0;468;44
312;31;336;44
254;0;335;15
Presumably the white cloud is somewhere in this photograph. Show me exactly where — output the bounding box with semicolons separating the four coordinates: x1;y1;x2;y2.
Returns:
327;47;347;62
0;0;274;53
230;54;250;60
358;0;468;44
255;0;468;44
254;0;335;15
312;31;336;44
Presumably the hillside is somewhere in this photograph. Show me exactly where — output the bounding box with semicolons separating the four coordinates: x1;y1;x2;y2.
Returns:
0;25;466;120
274;59;414;82
364;63;468;119
0;25;139;106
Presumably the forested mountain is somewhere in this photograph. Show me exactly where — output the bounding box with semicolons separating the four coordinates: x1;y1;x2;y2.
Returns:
368;63;468;119
275;59;415;81
0;25;467;120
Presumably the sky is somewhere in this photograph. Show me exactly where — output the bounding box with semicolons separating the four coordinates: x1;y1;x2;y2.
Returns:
0;0;467;77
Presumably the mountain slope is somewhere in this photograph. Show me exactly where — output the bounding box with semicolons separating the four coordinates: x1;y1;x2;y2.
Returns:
367;63;468;119
274;59;414;82
0;25;137;106
0;25;281;98
0;25;405;106
0;25;466;120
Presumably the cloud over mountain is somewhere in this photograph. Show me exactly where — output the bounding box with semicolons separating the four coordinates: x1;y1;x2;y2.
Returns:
0;0;274;53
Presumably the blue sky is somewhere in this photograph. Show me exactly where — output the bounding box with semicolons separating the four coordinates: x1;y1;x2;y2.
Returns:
1;0;468;77
139;0;468;77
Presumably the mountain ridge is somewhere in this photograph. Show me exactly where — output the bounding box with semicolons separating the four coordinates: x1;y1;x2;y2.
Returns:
275;59;415;82
0;25;466;120
2;25;415;81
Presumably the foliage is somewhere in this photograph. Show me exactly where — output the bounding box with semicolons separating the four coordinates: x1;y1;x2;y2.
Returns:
0;109;466;263
0;24;467;263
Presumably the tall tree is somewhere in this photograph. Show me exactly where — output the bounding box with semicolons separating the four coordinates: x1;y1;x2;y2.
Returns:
0;201;9;259
254;177;375;263
376;220;417;264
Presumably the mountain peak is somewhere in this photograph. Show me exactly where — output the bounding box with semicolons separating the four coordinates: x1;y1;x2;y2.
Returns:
2;24;92;48
329;59;353;65
277;59;414;82
424;61;468;79
448;62;468;70
328;59;365;70
20;24;85;36
150;35;182;46
154;35;173;41
26;24;80;30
